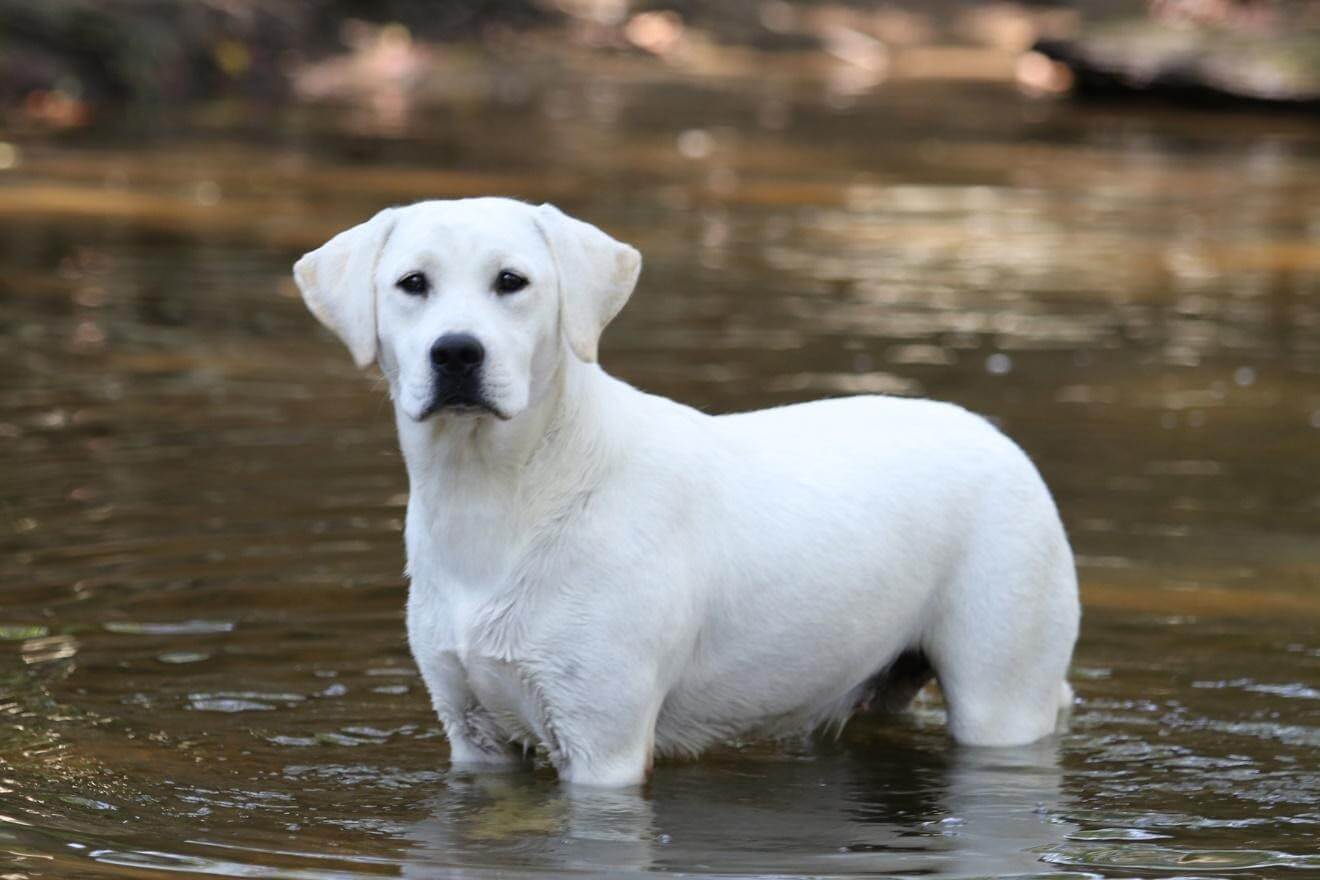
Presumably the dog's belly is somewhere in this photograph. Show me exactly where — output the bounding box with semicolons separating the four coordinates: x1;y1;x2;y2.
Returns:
652;619;920;757
653;674;865;757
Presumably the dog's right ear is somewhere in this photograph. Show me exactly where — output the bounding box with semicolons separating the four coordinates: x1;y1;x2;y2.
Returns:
293;208;398;369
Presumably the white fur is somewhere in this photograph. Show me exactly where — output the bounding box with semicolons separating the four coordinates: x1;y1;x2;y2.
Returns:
294;197;1080;788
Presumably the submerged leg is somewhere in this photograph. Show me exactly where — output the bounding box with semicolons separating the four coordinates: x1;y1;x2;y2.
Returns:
928;536;1079;746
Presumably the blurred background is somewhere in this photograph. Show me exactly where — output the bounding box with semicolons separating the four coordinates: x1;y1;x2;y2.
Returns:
1;2;1318;879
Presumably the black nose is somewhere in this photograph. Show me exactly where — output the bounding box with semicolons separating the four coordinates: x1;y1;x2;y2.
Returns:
430;333;485;377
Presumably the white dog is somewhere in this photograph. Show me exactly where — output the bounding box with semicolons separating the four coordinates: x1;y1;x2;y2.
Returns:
294;198;1080;787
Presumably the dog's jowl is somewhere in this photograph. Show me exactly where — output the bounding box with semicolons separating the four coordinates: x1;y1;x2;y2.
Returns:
294;198;1080;787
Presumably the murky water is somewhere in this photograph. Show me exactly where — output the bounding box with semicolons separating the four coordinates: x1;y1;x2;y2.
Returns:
2;58;1319;879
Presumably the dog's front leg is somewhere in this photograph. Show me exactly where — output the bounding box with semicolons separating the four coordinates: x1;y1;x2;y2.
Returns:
413;649;523;768
521;660;661;788
557;727;655;788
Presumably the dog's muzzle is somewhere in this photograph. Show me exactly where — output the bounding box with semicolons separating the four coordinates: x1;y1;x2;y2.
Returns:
418;333;498;420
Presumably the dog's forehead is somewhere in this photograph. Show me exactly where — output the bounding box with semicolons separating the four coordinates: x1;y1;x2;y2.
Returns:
389;198;545;260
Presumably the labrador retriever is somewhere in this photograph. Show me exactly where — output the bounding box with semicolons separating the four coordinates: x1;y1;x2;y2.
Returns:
293;198;1079;787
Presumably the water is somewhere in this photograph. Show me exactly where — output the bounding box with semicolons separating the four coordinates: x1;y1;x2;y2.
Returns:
2;57;1319;879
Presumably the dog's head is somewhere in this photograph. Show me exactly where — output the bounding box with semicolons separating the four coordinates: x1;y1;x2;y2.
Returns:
293;198;641;422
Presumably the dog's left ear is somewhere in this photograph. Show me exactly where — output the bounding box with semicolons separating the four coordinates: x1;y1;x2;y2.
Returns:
293;207;398;369
534;203;641;363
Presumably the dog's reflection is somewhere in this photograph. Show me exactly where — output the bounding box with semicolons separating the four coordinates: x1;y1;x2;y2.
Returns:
400;735;1076;877
402;769;657;875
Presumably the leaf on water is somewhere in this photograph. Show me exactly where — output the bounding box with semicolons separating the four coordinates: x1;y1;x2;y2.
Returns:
0;625;50;641
157;651;211;664
105;620;235;635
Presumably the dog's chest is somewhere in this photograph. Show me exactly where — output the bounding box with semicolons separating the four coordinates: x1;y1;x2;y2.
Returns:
407;561;553;748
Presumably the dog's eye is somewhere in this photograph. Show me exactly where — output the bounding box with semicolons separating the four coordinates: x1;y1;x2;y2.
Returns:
396;272;429;295
494;270;528;295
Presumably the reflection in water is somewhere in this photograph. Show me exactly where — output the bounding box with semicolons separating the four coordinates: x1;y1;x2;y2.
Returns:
1;57;1318;879
399;742;1075;879
405;777;656;876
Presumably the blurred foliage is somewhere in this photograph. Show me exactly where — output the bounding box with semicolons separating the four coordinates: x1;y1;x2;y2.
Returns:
0;0;1316;121
0;0;546;111
0;0;293;105
1034;0;1320;109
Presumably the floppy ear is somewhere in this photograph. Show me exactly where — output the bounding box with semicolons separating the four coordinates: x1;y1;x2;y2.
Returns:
292;208;398;368
534;203;641;363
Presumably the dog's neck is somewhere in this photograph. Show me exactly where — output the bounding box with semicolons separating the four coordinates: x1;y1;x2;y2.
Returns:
395;353;614;560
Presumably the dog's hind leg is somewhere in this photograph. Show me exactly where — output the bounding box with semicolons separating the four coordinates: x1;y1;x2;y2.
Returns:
925;524;1079;747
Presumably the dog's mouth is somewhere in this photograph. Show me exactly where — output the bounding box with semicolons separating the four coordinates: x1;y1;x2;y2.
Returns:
415;390;504;422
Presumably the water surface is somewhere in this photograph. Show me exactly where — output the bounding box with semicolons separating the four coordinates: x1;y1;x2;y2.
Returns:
2;58;1319;879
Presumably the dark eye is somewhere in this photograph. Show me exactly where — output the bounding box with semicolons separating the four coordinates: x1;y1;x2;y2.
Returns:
494;270;528;295
396;272;429;295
